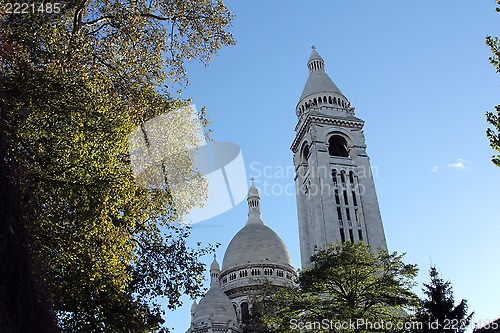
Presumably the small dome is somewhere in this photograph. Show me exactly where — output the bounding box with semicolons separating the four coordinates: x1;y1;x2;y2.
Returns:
192;283;237;326
222;222;293;271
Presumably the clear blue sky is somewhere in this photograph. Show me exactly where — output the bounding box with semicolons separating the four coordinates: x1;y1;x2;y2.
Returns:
164;1;500;331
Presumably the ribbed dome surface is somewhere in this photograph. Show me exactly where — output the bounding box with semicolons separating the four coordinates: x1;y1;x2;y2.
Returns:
192;284;237;325
222;223;293;271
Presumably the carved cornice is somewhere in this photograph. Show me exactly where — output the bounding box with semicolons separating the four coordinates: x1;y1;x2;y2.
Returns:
291;114;364;152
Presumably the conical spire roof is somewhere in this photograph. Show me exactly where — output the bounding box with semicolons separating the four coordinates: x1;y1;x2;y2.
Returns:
308;45;324;62
210;255;220;272
299;46;344;102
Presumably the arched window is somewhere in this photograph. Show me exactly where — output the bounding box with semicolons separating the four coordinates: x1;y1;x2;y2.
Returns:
328;135;349;157
301;143;310;163
241;302;250;324
349;171;355;184
328;96;333;104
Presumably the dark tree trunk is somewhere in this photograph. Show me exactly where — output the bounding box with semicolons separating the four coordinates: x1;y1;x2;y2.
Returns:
0;130;59;333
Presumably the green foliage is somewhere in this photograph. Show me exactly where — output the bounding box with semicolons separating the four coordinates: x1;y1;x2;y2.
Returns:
485;0;500;166
247;242;420;333
0;1;234;332
244;282;304;333
414;267;473;333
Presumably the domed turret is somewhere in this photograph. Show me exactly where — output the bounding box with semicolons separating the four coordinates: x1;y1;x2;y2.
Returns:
187;256;241;333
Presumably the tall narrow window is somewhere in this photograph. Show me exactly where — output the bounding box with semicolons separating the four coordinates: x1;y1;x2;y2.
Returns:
352;191;357;206
302;143;310;163
335;190;340;205
340;228;346;243
337;207;342;220
355;209;360;222
328;135;349;157
349;171;355;183
332;169;338;184
349;229;354;242
343;190;349;205
241;302;250;324
358;230;363;241
345;208;351;221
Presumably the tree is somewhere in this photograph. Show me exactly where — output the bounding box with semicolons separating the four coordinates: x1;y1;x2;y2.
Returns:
414;266;473;333
247;242;420;333
485;0;500;166
0;1;234;332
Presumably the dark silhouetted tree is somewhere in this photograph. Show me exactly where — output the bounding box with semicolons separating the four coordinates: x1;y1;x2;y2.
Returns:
414;266;473;333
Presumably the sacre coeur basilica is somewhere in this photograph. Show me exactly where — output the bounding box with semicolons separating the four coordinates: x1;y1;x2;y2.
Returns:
185;47;388;333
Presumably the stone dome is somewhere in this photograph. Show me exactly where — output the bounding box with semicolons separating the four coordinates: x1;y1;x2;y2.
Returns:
191;256;238;328
222;222;293;271
222;180;294;271
192;284;237;326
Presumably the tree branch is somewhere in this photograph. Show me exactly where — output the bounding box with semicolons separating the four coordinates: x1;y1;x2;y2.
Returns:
72;0;91;34
82;15;114;26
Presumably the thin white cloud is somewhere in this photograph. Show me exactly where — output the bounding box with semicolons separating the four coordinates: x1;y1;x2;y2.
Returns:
447;158;465;169
431;159;467;172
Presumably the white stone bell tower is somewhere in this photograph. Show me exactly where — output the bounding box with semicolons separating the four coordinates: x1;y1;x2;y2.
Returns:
291;47;387;268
